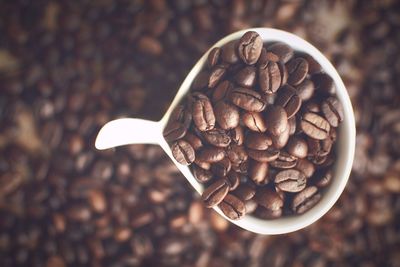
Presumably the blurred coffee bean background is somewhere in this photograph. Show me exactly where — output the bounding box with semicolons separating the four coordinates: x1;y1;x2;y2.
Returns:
0;0;399;266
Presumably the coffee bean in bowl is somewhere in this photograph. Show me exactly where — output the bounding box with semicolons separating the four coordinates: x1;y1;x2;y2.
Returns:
163;31;344;221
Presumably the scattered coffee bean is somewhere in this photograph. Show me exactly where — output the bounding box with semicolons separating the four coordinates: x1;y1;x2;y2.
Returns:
201;179;230;208
265;105;288;136
259;61;282;94
255;187;284;211
214;101;240;130
286;57;309;86
202;128;231;148
300;113;330;140
192;165;213;183
249;161;269;185
242;112;267;133
292;186;321;214
267;42;294;63
275;169;307;192
191;93;216;131
230;87;266;112
218;194;246;220
275;85;302;119
244;132;272;150
171;140;195;165
207;47;221;68
321;96;344;127
237;31;263;65
286;136;308;158
235;66;256;87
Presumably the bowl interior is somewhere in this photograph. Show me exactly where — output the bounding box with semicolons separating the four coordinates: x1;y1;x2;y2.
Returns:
159;28;355;235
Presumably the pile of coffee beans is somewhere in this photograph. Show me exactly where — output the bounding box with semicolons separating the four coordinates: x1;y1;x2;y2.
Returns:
164;31;343;220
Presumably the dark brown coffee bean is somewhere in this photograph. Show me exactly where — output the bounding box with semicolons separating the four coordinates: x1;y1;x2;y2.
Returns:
231;161;249;174
194;158;211;170
307;137;332;157
249;161;269;185
244;132;272;150
230;126;244;145
235;66;256;87
242;112;267;133
192;164;213;183
207;47;221;68
267;42;294;63
233;183;256;201
312;73;335;95
244;199;257;214
226;171;240;191
163;105;192;141
218;194;246;220
275;169;307;192
286;57;308;86
299;52;322;74
201;179;229;208
278;61;288;85
295;158;315;178
191;93;216;131
264;105;288;136
212;80;232;103
202;128;231;148
211;158;232;177
321;96;344;127
303;101;321;113
300;113;330;140
208;64;227;88
183;132;203;150
192;71;209;90
295;79;315;101
171;140;195;165
214;101;240;130
229;88;266;112
237;31;263;65
288;116;296;135
248;148;280;162
271;123;290;149
221;41;239;64
254;188;284;211
286;136;308;158
197;146;225;163
292;186;321;214
270;151;297;169
314;169;333;187
258;61;282;94
275;85;302;119
254;206;283;219
226;144;248;165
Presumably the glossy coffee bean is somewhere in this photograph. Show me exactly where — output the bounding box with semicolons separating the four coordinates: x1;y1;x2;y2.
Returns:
267;42;294;63
258;61;282;94
275;169;307;192
314;169;333;187
218;194;246;220
275;85;302;119
233;183;256;201
197;147;225;163
300;113;330;140
212;80;233;103
242;112;267;133
207;47;221;68
191;93;216;131
163;105;192;141
248;148;280;162
255;187;284;211
211;158;232;177
226;145;248;165
208;64;227;88
171;140;195;165
183;132;203;150
226;171;240;191
237;31;263;65
214;101;240;130
244;132;272;150
312;73;335;95
221;41;239;64
271;123;290;149
201;179;229;208
291;186;321;214
202;128;231;148
286;136;308;158
229;88;266;112
192;165;213;183
249;161;269;185
230;126;244;145
270;151;297;169
235;66;256;87
295;158;315;178
295;79;315;101
264;105;288;136
321;96;344;127
286;57;308;86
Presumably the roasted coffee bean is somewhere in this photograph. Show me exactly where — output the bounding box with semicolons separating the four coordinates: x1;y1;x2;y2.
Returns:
292;186;321;214
288;116;296;135
286;136;308;158
214;101;240;130
295;158;315;178
191;93;216;131
275;169;307;192
255;188;284;211
264;105;288;136
230;126;244;145
267;42;294;63
314;169;333;187
197;147;225;163
230;88;266;112
233;183;256;201
226;144;248;165
226;171;240;191
242;112;267;133
232;161;249;174
278;61;289;85
235;66;256;87
202;128;231;147
192;71;209;90
212;80;232;103
248;148;280;162
237;31;263;65
271;123;290;149
312;73;335;95
244;132;272;150
299;52;323;74
211;158;232;177
207;47;221;68
218;194;246;220
163;105;192;141
258;61;282;94
286;57;308;86
192;165;213;183
275;85;302;119
208;64;227;88
249;161;269;185
171;140;195;165
303;101;321;113
194;158;211;170
254;206;283;219
221;41;239;64
300;113;330;140
183;132;203;150
307;137;332;157
201;179;229;208
270;151;297;169
321;96;344;127
295;79;315;101
244;199;257;214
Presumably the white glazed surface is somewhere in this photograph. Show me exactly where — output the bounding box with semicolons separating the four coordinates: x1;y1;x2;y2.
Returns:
96;28;356;235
